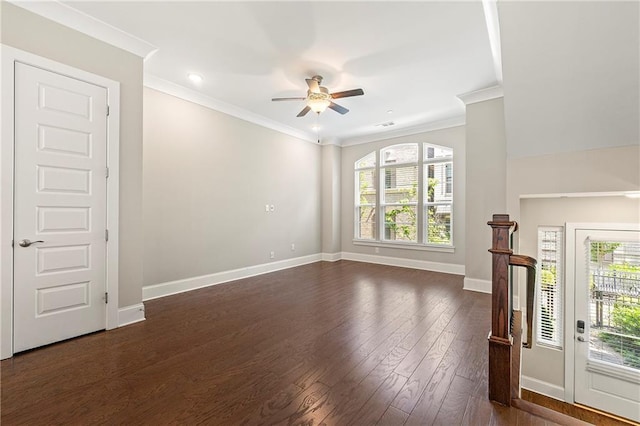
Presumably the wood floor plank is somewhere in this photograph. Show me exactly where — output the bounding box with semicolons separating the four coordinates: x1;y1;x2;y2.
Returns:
377;406;410;425
403;339;467;426
462;395;495;426
349;372;408;425
0;260;586;425
391;330;457;413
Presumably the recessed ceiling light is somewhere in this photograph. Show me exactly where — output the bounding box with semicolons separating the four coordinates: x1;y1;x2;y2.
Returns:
387;110;394;114
187;73;203;84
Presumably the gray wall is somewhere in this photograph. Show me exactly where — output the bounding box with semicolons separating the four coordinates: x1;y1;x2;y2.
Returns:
321;144;342;255
500;1;639;159
464;97;507;285
142;88;322;286
1;2;144;308
340;126;466;268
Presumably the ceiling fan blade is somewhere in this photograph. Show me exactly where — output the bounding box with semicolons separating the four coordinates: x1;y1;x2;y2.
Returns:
330;88;364;99
297;105;311;117
329;102;349;115
272;97;306;102
305;78;320;93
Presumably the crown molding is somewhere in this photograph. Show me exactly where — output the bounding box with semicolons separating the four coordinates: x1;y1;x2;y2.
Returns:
8;0;158;60
144;74;317;144
320;138;342;147
340;115;465;147
457;85;504;105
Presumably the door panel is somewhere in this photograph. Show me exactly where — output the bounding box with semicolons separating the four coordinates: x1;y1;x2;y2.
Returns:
13;62;108;352
574;229;640;422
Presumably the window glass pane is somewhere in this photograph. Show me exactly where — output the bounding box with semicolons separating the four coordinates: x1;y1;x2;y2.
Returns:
356;170;376;204
381;144;418;165
353;142;454;248
424;144;452;160
537;228;563;349
384;205;417;242
382;165;418;203
425;205;451;245
355;152;376;169
588;241;640;369
425;162;452;202
357;206;376;239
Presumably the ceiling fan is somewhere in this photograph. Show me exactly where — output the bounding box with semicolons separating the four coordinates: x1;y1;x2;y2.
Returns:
272;75;364;117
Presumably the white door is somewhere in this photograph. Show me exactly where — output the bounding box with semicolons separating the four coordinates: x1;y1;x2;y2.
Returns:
574;228;640;422
13;62;108;352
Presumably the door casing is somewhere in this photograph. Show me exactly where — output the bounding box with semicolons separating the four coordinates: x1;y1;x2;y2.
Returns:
0;45;120;359
564;222;640;405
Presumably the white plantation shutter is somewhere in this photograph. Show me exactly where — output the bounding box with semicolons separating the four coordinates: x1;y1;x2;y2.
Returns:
536;227;564;349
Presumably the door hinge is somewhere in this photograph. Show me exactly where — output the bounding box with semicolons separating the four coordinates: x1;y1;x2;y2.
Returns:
105;229;109;242
106;167;109;178
105;292;109;304
106;105;110;116
11;240;14;248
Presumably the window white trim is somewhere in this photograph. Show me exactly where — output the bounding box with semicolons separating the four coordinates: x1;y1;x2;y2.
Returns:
354;142;454;249
353;239;456;253
536;226;564;350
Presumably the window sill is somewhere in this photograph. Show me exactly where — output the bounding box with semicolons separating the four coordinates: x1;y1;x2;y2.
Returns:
352;239;455;253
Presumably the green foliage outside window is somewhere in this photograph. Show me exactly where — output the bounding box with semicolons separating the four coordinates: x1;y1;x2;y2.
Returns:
384;184;416;240
596;258;640;369
425;178;450;244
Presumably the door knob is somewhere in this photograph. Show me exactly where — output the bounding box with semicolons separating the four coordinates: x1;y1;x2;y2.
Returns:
577;336;586;342
18;239;44;247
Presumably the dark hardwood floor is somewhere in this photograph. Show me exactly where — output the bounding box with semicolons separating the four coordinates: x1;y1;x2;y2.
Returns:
2;261;579;425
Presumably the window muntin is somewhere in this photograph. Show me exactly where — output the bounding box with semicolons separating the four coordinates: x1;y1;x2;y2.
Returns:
536;227;564;349
424;158;453;245
355;155;376;240
354;143;453;247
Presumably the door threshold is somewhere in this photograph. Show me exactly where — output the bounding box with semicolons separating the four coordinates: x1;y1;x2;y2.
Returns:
522;389;636;425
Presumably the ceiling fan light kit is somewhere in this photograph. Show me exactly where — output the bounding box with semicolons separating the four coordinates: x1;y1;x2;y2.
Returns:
307;92;331;113
272;75;364;117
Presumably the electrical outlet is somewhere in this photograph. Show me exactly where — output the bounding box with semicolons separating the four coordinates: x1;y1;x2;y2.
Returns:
291;243;295;251
270;251;275;259
375;247;380;254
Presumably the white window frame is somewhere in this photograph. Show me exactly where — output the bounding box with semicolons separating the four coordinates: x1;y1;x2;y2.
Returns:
536;226;564;350
353;143;454;251
354;152;377;241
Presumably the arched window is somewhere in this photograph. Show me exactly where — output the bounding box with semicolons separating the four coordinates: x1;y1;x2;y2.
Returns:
354;143;453;247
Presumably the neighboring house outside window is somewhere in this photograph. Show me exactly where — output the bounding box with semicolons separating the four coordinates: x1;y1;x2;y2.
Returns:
354;143;453;247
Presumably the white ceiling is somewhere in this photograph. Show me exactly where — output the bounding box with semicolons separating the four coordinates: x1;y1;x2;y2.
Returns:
51;1;498;144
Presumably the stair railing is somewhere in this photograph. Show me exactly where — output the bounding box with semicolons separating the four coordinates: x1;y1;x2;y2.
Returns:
487;214;537;406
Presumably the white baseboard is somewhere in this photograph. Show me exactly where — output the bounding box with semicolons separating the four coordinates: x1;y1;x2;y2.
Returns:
143;254;323;301
340;251;465;275
143;252;466;301
463;277;492;293
521;375;565;401
322;252;341;262
118;303;146;327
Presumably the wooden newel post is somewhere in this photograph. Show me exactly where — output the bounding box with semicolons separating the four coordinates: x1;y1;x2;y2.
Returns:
487;214;516;406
